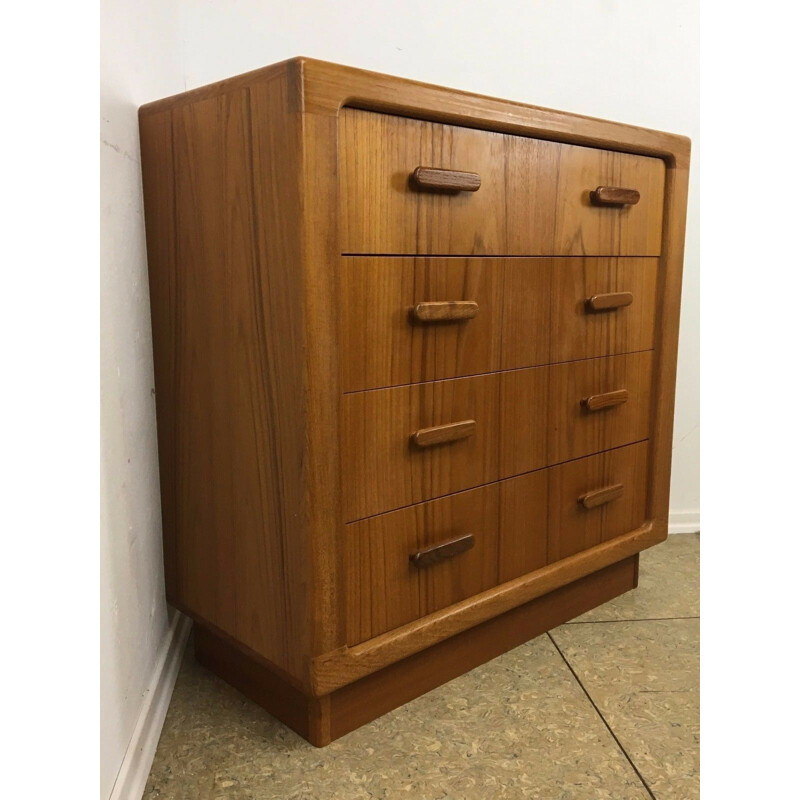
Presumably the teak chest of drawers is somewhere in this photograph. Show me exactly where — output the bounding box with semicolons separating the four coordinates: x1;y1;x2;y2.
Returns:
140;58;690;746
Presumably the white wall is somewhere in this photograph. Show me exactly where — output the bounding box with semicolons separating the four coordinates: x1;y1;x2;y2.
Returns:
101;0;698;795
100;1;183;797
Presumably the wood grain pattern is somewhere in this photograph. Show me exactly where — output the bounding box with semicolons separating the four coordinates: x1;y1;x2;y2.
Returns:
411;419;476;448
591;186;641;206
314;520;659;694
543;257;657;365
411;166;481;192
345;484;499;644
141;58;690;171
411;300;479;322
345;440;648;642
342;373;499;521
410;533;476;568
141;58;689;739
548;441;648;562
586;291;634;311
341;256;656;392
497;365;549;478
498;468;549;583
141;68;340;685
192;558;637;747
582;388;630;411
340;256;504;392
144;87;297;660
343;352;652;521
547;352;652;465
194;625;318;741
339;108;665;256
328;556;637;743
579;483;625;509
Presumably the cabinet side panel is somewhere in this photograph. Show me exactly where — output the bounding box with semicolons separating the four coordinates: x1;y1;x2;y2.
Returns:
141;72;311;680
140;108;179;602
248;76;314;677
647;158;691;533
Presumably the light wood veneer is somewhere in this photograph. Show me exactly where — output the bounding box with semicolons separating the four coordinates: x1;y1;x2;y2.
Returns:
341;256;657;392
140;57;690;745
339;108;666;256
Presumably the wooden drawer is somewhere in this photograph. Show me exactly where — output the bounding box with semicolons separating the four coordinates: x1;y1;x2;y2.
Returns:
339;109;665;256
341;256;657;392
505;257;657;368
340;256;505;393
498;441;649;582
498;468;548;582
342;373;500;521
545;351;653;465
345;484;500;645
346;441;649;643
342;351;652;520
547;441;649;563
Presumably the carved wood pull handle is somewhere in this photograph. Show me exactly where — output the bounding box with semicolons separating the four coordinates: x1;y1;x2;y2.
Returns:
590;186;641;206
411;167;481;193
585;292;634;312
579;483;624;510
411;301;479;322
410;534;475;568
411;420;476;448
581;389;629;411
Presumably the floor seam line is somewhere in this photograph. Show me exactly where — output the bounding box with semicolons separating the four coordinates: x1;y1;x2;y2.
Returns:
546;631;658;800
564;615;699;624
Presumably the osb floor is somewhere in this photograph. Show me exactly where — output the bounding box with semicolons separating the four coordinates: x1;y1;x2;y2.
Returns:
146;533;699;800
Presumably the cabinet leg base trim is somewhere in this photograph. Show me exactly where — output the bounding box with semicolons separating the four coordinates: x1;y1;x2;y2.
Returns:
193;557;636;746
314;521;659;694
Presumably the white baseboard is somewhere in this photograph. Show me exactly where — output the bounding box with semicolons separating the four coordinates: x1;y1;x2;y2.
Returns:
669;509;700;534
109;612;192;800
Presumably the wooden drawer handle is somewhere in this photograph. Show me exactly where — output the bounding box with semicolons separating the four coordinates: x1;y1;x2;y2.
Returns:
579;483;624;510
411;419;476;448
585;292;634;312
581;389;629;411
411;167;481;193
590;186;640;206
411;301;479;322
410;534;475;568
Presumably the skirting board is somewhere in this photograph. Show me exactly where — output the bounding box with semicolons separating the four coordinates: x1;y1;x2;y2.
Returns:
669;509;700;534
108;611;192;800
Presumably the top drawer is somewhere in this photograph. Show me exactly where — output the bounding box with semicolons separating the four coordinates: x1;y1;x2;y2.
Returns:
339;108;665;256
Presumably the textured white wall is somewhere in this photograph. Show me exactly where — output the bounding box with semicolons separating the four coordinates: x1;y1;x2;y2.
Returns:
100;1;183;796
101;1;699;795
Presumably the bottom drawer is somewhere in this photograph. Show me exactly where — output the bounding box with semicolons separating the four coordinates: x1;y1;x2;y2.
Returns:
546;440;649;563
345;484;500;646
345;441;649;644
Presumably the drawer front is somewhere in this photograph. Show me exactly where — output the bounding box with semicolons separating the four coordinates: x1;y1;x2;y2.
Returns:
342;351;652;520
345;442;649;644
341;257;657;392
547;441;649;562
507;257;658;368
340;257;505;393
345;484;500;645
498;441;649;582
342;373;500;521
498;468;549;583
546;351;653;465
339;108;665;256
